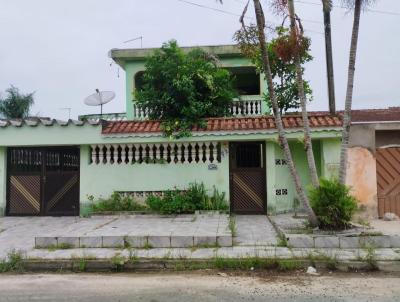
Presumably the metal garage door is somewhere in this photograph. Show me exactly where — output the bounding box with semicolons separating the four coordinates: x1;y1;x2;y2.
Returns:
6;147;80;216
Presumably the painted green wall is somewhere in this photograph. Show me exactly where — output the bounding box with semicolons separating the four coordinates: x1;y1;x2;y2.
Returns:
124;61;146;119
266;139;339;214
79;143;230;205
0;122;341;216
0;147;6;215
321;138;341;179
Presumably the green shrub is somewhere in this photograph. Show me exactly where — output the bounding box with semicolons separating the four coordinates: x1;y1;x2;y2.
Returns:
185;182;208;210
158;190;196;214
145;183;228;214
90;192;147;213
206;187;229;211
145;195;163;212
309;178;358;230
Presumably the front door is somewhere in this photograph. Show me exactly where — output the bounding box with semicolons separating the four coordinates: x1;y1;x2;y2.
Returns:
230;142;266;214
6;147;80;216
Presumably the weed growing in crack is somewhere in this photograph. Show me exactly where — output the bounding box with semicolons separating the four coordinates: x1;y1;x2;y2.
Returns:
0;250;24;273
229;216;237;237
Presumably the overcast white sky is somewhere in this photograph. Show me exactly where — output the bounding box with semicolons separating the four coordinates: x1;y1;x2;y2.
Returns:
0;0;399;119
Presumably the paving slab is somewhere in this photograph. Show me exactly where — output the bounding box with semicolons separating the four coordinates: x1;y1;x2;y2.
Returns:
286;234;314;248
314;236;340;248
80;236;102;248
102;236;125;248
235;215;278;246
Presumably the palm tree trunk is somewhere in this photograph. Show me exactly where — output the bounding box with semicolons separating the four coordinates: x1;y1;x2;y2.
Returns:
322;0;336;115
287;0;319;188
339;0;361;184
252;0;318;226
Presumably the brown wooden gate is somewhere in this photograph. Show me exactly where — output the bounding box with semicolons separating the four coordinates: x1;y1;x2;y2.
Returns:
376;147;400;218
230;142;266;214
6;147;80;216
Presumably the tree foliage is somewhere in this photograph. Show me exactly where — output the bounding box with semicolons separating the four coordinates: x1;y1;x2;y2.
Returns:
234;26;313;113
0;85;34;119
135;40;236;138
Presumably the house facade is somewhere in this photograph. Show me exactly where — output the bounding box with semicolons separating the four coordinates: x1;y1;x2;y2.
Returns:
345;108;400;218
0;45;343;217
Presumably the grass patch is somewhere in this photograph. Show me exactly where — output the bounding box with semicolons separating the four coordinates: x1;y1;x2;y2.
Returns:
229;216;237;237
307;252;338;270
77;258;87;272
143;242;153;250
191;243;220;252
0;250;24;273
276;259;303;271
46;243;74;251
214;257;276;271
110;254;126;272
128;249;139;264
276;234;287;247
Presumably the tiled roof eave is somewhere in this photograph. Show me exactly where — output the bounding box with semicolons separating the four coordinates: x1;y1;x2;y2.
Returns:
0;119;101;128
101;126;343;139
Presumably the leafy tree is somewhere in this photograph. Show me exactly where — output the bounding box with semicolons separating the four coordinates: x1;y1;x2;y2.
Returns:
135;40;236;138
234;26;313;114
0;85;34;119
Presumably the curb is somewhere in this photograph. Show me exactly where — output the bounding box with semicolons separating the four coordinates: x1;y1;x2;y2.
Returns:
268;217;400;249
35;234;233;249
18;258;400;273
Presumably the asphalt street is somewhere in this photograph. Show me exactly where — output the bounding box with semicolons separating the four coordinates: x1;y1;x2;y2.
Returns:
0;272;399;302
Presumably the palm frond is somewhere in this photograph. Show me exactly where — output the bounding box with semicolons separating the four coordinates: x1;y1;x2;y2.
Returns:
322;0;333;12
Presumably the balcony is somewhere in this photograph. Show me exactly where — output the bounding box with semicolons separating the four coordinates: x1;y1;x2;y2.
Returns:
79;96;265;122
132;96;265;120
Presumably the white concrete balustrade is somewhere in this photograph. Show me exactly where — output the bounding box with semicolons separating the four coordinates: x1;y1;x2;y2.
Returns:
230;99;262;116
90;142;221;165
132;99;263;119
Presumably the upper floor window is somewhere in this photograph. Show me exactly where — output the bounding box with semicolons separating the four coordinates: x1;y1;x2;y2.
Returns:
226;67;260;96
134;71;145;91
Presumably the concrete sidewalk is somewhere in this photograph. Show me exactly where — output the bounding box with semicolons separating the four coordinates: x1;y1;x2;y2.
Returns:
0;214;279;257
1;214;399;273
0;214;237;256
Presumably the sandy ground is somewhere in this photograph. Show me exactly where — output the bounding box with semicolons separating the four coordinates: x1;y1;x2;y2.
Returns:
0;272;399;302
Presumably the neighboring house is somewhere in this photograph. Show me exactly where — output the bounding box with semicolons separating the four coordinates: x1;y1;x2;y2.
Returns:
0;45;343;217
346;107;400;218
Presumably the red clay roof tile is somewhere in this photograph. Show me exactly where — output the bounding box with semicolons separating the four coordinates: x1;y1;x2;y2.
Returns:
102;113;343;135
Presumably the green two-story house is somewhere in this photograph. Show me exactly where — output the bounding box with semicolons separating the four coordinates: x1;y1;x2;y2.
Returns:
0;44;342;217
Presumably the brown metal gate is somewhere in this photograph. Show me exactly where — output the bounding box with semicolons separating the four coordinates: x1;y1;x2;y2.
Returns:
6;147;80;216
230;142;266;214
376;147;400;218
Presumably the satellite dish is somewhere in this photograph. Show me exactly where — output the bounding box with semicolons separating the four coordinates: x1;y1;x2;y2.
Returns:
84;89;115;116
